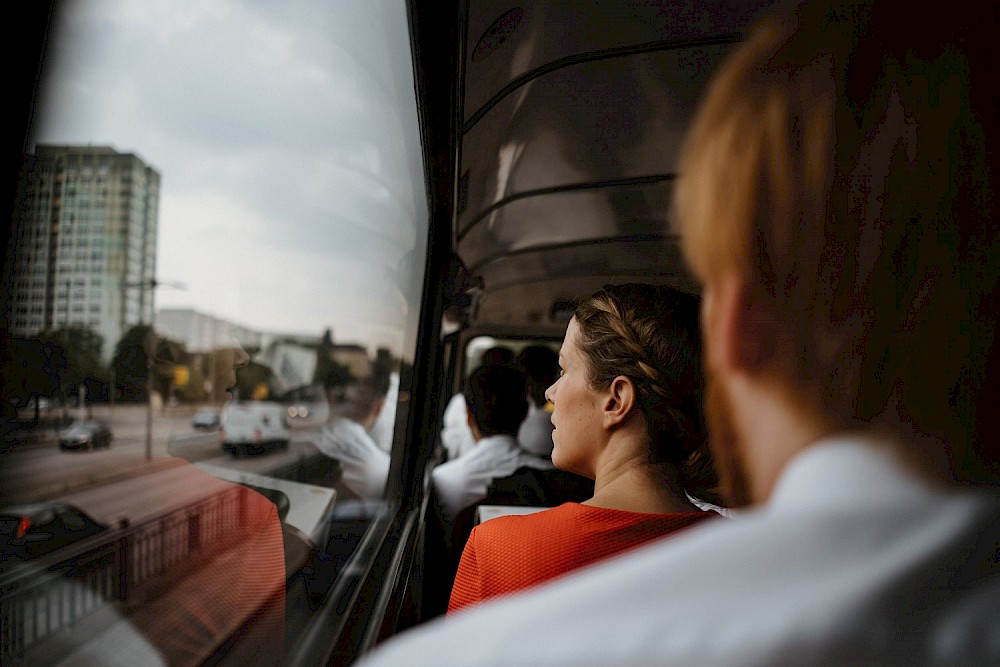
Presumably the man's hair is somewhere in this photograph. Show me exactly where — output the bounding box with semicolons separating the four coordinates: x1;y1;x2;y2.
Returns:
479;346;515;368
574;283;716;501
517;344;559;407
464;364;529;437
676;1;999;483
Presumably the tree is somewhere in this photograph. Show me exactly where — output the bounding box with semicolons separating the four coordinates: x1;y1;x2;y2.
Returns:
152;336;187;400
234;361;276;401
312;328;336;385
312;328;353;396
43;325;107;401
111;325;187;402
111;324;153;402
1;329;62;418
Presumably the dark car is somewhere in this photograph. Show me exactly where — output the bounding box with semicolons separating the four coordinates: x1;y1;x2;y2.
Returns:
59;421;112;450
1;502;108;562
192;407;221;430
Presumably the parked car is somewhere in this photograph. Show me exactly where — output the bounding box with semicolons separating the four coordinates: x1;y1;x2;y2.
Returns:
192;407;221;430
59;421;112;450
1;502;108;562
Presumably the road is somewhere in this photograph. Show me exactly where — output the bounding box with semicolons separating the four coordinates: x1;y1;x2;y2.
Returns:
2;403;356;662
1;403;336;506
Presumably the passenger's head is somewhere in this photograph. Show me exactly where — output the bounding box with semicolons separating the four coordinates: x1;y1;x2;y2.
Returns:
464;364;529;439
517;344;559;408
547;283;714;499
479;346;515;368
676;0;999;494
350;370;390;430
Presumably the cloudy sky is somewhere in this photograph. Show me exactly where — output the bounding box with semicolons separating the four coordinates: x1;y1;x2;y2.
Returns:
30;0;428;357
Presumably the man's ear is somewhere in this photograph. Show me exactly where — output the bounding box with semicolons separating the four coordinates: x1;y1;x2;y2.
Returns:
705;273;770;375
466;406;482;442
363;396;386;430
603;375;637;428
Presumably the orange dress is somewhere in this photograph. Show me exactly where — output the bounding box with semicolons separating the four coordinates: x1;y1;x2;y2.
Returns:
448;502;716;613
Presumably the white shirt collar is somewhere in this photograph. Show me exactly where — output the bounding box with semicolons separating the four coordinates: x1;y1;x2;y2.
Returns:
766;434;944;514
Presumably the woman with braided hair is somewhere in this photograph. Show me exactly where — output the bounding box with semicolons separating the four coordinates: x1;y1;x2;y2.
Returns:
448;283;722;614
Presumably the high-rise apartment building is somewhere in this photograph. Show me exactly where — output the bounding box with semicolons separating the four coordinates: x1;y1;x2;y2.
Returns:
3;145;160;360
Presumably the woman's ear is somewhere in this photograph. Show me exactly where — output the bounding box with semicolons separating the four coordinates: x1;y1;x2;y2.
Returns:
603;375;637;428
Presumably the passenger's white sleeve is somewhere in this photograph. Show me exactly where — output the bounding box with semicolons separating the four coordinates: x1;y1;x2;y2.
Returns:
430;458;475;523
440;393;475;459
319;418;389;499
368;372;399;453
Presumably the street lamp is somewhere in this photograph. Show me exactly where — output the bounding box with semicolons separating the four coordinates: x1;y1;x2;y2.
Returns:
123;278;184;460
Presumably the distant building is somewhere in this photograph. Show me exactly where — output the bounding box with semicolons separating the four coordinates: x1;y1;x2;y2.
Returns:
154;308;381;396
155;307;262;354
3;145;160;360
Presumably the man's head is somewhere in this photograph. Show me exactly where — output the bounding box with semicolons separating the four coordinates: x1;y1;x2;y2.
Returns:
464;364;529;439
517;344;559;408
479;346;515;368
676;0;999;502
350;368;391;430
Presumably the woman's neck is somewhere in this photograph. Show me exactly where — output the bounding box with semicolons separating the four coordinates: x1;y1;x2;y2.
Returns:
585;460;699;514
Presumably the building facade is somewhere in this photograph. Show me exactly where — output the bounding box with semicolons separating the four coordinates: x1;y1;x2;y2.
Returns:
3;145;160;360
155;307;262;355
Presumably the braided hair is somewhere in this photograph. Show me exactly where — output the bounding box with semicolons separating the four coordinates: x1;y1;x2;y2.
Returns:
573;283;719;503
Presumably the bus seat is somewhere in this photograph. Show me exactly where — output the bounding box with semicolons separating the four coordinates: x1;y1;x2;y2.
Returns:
484;466;594;507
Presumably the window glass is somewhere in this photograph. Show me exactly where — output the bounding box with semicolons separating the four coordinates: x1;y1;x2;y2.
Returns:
2;1;427;663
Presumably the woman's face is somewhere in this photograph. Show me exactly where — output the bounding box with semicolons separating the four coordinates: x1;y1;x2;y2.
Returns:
545;317;605;477
220;335;250;400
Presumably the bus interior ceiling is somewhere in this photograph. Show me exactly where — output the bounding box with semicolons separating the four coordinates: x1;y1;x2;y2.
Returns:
444;0;779;337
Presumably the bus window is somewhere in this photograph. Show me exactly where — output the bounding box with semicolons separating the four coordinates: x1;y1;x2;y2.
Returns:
2;1;427;664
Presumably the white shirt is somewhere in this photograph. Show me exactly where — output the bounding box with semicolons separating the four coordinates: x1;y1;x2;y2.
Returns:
318;418;389;499
440;393;476;460
360;435;1000;665
368;371;399;453
517;401;554;457
431;434;545;523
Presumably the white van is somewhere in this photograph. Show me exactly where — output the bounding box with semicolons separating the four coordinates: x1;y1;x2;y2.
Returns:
219;402;291;457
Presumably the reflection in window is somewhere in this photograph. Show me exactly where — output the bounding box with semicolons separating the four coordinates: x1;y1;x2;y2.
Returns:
3;1;427;664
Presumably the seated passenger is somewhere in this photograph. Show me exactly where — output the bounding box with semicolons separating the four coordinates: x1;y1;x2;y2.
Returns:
359;2;1000;663
514;344;559;459
448;283;719;614
318;373;391;499
440;347;516;460
367;368;399;452
431;363;551;525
